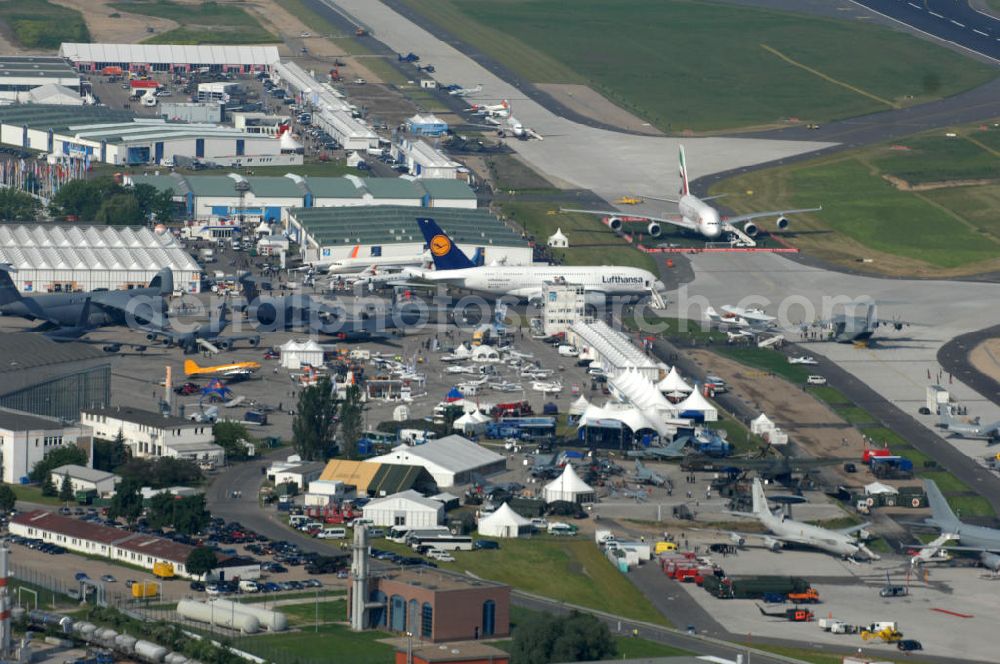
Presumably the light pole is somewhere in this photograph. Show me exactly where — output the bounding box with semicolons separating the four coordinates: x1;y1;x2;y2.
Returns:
405;631;413;664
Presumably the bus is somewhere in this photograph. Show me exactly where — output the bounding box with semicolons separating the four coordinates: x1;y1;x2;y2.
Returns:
392;526;447;544
409;534;474;552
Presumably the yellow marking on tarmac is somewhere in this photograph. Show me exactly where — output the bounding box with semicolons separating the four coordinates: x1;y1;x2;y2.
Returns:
759;44;899;109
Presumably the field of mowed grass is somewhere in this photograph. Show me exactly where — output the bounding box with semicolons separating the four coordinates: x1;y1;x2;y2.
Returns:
241;622;394;664
111;0;277;44
871;135;1000;184
403;0;995;132
498;200;658;273
0;0;89;49
439;538;670;626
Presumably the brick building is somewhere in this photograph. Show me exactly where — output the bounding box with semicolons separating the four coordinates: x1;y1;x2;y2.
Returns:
394;642;510;664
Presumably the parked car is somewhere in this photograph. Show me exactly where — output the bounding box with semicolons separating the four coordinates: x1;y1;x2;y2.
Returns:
806;375;827;385
100;575;116;583
897;640;923;651
473;540;500;550
189;581;206;592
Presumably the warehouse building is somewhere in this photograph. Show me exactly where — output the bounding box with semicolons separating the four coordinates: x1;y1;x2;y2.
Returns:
48;464;119;499
129;173;477;223
10;510;259;580
318;459;437;497
355;569;510;641
80;406;224;467
0;408;92;485
0;105;301;168
367;436;506;488
393;138;462;180
287;206;531;268
405;114;448;137
362;490;445;528
0;224;202;294
0;56;82;102
0;334;110;421
59;43;280;74
160;101;225;124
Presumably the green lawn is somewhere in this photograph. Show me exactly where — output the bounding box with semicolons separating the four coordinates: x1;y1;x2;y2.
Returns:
0;0;89;48
714;347;811;383
498;200;658;273
832;406;877;426
12;484;63;506
923;184;1000;239
871;135;1000;184
111;0;277;44
238;622;394;664
624;313;727;344
438;539;670;626
487;153;555;192
277;599;346;625
403;0;995;132
806;385;850;405
947;495;995;519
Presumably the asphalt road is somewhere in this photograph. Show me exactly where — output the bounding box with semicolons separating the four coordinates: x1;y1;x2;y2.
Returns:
852;0;1000;62
938;323;1000;409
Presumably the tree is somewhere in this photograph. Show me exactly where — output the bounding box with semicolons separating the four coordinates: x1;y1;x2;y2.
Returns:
338;384;364;459
93;432;129;472
133;183;174;223
96;193;141;225
510;611;616;664
292;377;338;461
58;473;74;502
172;494;210;535
29;445;88;483
0;188;40;221
0;485;16;514
146;491;176;530
49;177;122;220
186;546;218;578
117;457;201;488
213;421;252;461
41;474;58;497
108;477;144;525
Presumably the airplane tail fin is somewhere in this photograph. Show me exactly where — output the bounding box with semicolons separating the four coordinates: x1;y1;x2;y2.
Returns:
76;297;92;329
0;264;23;306
350;245;360;259
678;145;690;196
238;273;259;303
416;218;476;271
923;479;962;530
183;359;202;376
751;478;768;516
866;303;877;332
149;268;174;297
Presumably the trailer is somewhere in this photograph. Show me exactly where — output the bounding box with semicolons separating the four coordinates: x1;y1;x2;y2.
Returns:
703;575;810;600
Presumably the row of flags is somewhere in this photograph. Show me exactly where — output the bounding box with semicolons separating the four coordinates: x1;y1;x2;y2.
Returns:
0;155;90;200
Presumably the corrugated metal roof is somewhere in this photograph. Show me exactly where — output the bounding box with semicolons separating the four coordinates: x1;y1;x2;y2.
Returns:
375;435;504;474
59;43;280;66
307;177;364;199
244;176;305;199
0;407;74;432
419;179;477;200
360;178;423;199
0;333;105;375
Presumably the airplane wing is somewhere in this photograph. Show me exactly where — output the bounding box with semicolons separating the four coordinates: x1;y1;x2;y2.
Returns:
835;522;872;537
559;208;697;232
724;207;822;225
88;292;167;329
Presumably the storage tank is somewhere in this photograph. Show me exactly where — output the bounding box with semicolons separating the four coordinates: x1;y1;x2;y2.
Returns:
176;600;260;634
115;634;138;653
74;621;97;637
209;599;288;632
95;628;118;643
135;640;169;663
165;653;188;664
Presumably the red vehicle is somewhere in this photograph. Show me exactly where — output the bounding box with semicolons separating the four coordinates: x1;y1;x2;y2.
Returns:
264;350;279;360
491;401;534;419
862;444;893;464
173;382;200;395
129;79;159;90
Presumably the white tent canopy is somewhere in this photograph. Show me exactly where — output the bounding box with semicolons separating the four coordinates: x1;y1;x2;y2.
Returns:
543;465;595;504
656;366;692;395
547;228;568;248
750;413;775;435
865;481;899;496
676;386;718;421
477;502;532;538
568;395;590;416
472;345;500;362
453;411;486;435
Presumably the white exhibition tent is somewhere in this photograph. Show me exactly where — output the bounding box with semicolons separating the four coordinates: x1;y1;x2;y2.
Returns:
478;502;532;538
865;481;899;496
656;366;692;399
472;345;500;362
568;395;590;417
279;339;324;369
577;402;667;436
547;228;569;248
543;464;596;504
453;411;487;436
676;386;718;422
750;413;776;435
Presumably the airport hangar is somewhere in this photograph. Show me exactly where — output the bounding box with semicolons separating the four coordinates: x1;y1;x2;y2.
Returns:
59;43;280;75
129;173;478;225
0;223;203;294
0;56;83;103
286;206;534;267
0;105;302;168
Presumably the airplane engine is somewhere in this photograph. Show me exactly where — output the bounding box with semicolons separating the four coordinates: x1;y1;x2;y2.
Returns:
981;552;1000;572
146;332;158;342
763;536;782;551
646;222;662;237
217;340;233;351
743;222;759;237
606;216;623;232
248;337;261;347
776;215;789;230
249;302;278;328
729;532;746;547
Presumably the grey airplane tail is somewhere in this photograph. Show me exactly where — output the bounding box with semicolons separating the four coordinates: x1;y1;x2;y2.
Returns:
923;479;961;531
238;273;259;303
148;268;174;296
0;264;22;306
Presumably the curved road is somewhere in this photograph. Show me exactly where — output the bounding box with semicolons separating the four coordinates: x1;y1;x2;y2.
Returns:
938;324;1000;409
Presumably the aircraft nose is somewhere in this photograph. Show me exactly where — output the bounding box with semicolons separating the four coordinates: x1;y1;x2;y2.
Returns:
653;280;666;292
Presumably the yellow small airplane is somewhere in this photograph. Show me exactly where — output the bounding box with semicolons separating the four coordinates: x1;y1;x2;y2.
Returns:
184;359;262;377
616;196;644;205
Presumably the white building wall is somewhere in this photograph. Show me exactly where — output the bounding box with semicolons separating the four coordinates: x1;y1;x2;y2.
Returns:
362;500;443;527
9;521;118;559
0;425;90;484
80;412;213;459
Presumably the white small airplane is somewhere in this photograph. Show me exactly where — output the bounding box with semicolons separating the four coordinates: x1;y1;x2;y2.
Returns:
531;380;562;394
789;355;819;365
468;99;510;118
563;146;821;245
488;102;542;140
907;533;955;567
450;84;482;97
705;305;776;331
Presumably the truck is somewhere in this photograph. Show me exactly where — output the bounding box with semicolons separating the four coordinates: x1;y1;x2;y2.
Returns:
871;456;914;480
131;582;159;599
818;617;857;634
787;588;821;604
152;562;175;579
702;575;810;600
244;410;268;425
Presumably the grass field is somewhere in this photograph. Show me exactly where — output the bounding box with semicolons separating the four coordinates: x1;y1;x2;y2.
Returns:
111;0;277;44
486;154;554;192
711;125;1000;275
497;200;658;273
12;484;63;506
279;599;346;625
435;538;670;626
0;0;89;49
402;0;995;132
714;347;812;383
242;622;394;664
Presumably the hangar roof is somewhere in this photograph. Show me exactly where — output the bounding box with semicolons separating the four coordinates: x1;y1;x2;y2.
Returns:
0;104;133;130
244;176;305;198
306;177;364;199
0;334;105;376
360;178;423;200
60;43;281;67
418;178;477;200
289;206;526;247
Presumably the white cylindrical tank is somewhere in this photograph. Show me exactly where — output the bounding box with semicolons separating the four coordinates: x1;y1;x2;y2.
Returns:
165;653;188;664
74;622;97;637
115;634;138;653
135;640;169;663
209;599;288;632
95;628;118;643
176;600;260;634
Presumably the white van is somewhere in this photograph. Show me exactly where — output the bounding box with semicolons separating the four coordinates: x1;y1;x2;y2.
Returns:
289;514;308;527
318;527;346;539
239;580;260;593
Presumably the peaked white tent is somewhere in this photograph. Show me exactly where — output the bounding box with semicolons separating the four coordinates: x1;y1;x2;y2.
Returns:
543;465;596;504
750;413;775;435
656;366;692;400
478;502;532;538
472;345;500;362
676;386;718;422
453;411;487;436
865;481;898;496
547;228;569;248
568;395;590;417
